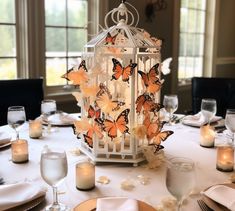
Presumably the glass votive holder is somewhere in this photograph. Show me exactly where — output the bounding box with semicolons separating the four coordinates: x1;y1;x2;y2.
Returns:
76;160;95;191
11;139;29;163
216;145;234;172
29;120;42;139
200;124;215;148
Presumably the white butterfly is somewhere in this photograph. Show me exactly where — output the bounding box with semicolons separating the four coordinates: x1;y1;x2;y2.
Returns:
161;57;172;75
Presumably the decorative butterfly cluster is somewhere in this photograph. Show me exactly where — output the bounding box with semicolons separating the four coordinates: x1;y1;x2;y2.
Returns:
61;31;173;153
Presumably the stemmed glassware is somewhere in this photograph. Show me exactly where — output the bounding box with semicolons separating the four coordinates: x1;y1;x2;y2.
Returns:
166;157;195;211
225;109;235;143
163;95;178;125
200;98;217;125
40;146;69;211
41;99;57;133
7;106;26;139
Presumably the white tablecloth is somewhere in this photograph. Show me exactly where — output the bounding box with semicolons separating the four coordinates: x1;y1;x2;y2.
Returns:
0;122;233;211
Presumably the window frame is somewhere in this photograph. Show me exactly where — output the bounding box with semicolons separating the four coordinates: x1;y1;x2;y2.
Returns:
14;0;101;100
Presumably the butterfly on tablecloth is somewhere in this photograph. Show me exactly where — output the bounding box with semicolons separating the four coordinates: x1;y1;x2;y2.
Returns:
61;60;88;86
111;58;137;83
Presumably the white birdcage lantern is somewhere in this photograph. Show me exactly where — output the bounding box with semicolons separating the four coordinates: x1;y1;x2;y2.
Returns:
70;1;167;166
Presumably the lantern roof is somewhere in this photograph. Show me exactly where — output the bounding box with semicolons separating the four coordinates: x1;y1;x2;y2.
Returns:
85;2;161;50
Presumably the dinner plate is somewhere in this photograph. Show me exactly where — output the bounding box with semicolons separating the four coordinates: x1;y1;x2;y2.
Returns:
5;194;46;211
73;197;156;211
201;183;235;211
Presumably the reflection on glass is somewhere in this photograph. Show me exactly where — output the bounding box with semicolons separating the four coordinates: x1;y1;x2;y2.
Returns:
45;0;66;26
0;58;17;79
0;0;15;23
46;28;66;54
68;0;87;26
46;58;66;86
68;29;87;53
0;25;16;57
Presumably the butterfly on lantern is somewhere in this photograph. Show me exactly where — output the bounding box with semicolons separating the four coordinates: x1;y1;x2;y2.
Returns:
135;93;163;114
105;32;119;45
61;60;88;86
73;118;104;148
95;83;125;115
111;58;137;83
99;109;130;140
138;63;163;95
143;111;173;153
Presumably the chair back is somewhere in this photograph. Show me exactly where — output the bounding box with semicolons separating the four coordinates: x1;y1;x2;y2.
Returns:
192;77;235;117
0;78;44;126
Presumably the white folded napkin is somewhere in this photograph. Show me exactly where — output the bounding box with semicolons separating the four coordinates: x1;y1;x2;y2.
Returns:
0;181;47;210
96;197;139;211
202;184;235;210
182;112;222;127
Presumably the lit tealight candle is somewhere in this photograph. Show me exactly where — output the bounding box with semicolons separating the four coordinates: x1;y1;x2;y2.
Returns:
76;161;95;191
200;124;215;148
11;139;29;163
29;120;42;139
216;145;234;172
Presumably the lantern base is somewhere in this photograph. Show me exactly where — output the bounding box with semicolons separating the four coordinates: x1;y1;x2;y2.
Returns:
216;165;234;172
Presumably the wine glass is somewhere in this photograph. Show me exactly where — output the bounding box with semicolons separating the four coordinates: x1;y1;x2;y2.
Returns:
163;95;178;125
166;157;195;211
41;99;57;133
200;98;217;125
225;109;235;142
7;106;26;139
40;146;69;211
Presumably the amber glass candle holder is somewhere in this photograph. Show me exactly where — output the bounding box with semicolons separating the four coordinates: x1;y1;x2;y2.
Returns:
216;145;234;172
11;139;29;163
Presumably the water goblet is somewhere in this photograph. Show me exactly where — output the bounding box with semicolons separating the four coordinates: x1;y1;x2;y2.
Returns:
41;99;57;133
40;146;69;211
201;98;217;125
7;106;26;139
225;109;235;142
166;157;195;211
163;94;178;125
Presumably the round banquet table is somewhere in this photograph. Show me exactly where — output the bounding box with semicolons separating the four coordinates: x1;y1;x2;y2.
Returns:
0;121;233;211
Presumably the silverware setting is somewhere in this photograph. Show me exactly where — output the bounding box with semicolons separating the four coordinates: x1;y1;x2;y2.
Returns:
197;199;213;211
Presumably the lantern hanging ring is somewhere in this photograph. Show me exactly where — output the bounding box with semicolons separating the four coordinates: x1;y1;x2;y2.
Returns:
104;2;139;29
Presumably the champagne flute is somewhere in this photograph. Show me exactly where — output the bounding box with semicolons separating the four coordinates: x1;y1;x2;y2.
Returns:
166;157;195;211
7;106;26;139
163;95;178;125
41;99;57;133
40;146;69;211
201;98;217;125
225;109;235;143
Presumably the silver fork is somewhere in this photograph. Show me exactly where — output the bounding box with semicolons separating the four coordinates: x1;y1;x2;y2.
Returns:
197;199;213;211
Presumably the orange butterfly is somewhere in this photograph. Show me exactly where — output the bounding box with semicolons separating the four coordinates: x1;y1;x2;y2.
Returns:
143;112;163;141
105;32;118;45
83;134;93;148
135;93;163;114
96;83;125;114
103;109;130;140
87;105;101;119
111;58;137;83
138;64;162;94
61;60;88;86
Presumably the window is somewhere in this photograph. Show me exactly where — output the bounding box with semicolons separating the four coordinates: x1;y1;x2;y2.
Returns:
0;0;17;79
0;0;99;97
178;0;207;84
45;0;88;86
